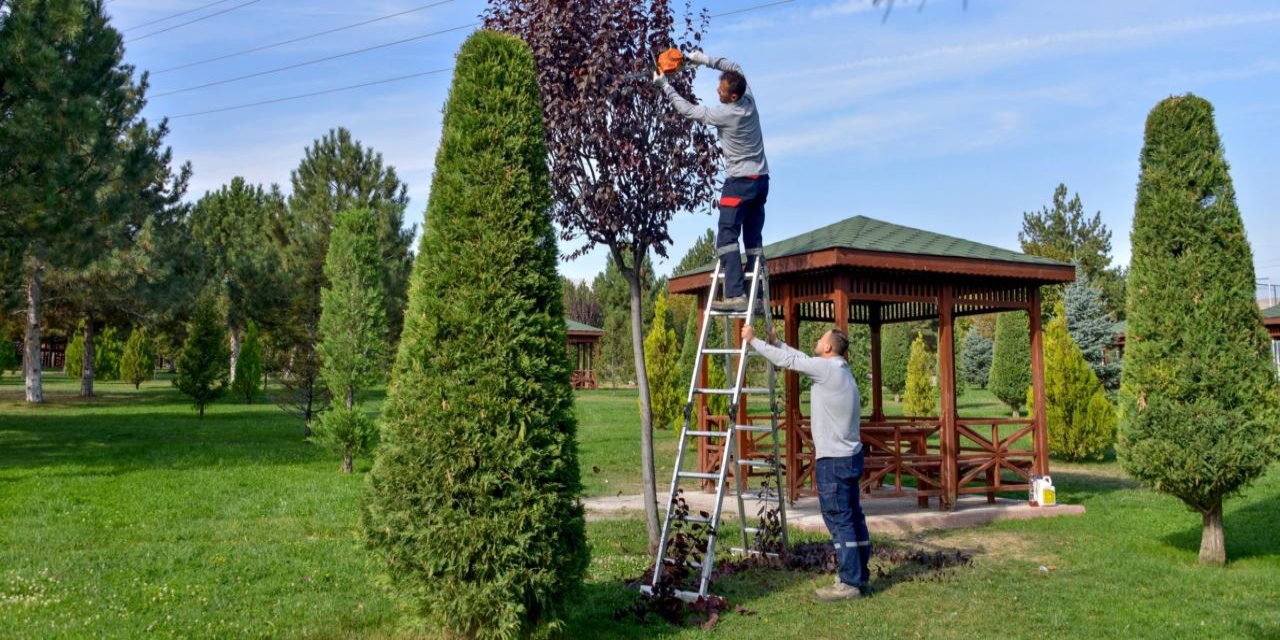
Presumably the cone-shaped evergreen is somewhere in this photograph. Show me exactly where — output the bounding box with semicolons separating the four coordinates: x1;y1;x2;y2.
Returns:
361;31;587;638
644;292;681;430
881;323;912;400
1063;272;1120;392
231;321;263;403
64;324;85;378
1120;94;1280;566
120;327;155;390
1043;303;1115;460
903;332;937;417
959;328;993;389
174;296;229;420
989;311;1032;416
94;327;122;381
315;208;387;473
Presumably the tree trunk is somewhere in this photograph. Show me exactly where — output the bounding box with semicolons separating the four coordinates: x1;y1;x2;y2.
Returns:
23;266;43;404
624;255;660;555
342;448;354;474
81;316;95;398
1199;501;1226;566
228;324;242;383
346;385;355;411
198;404;205;421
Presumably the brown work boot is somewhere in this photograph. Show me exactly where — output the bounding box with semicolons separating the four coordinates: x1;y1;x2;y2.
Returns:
711;295;748;312
814;580;863;602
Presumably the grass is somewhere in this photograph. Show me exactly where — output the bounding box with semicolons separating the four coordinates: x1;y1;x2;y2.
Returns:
1;375;1277;638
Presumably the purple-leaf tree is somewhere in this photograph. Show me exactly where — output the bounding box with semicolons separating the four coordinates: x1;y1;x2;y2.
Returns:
485;0;719;552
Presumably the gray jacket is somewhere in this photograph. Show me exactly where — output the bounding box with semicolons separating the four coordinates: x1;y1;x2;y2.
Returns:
749;338;861;459
661;52;769;178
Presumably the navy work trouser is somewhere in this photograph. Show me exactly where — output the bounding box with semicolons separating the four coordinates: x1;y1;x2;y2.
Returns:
816;451;872;587
716;174;769;298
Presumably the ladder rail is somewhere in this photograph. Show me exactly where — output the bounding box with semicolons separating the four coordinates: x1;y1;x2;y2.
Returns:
648;252;790;599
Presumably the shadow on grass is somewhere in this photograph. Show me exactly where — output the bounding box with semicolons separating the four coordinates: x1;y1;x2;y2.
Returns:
1161;490;1280;563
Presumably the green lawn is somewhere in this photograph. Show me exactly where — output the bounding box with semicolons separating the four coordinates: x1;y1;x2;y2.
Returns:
1;376;1277;638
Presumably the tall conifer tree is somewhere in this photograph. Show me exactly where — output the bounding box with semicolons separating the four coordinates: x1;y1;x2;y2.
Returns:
362;31;587;637
1120;94;1280;565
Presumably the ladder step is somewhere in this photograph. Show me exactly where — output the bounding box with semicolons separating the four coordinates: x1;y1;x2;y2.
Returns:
677;471;720;480
742;526;764;534
675;513;713;524
743;493;783;502
737;459;778;469
734;424;774;433
695;387;772;396
663;556;703;569
709;309;755;318
730;548;781;558
701;348;751;356
685;430;730;438
639;585;704;603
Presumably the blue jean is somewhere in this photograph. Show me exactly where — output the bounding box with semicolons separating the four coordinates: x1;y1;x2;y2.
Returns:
816;451;871;587
716;175;769;298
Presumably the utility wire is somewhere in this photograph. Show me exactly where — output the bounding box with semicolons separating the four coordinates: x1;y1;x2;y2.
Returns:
152;0;459;75
709;0;797;18
127;0;261;43
124;0;239;32
163;0;800;119
152;22;477;97
168;67;454;119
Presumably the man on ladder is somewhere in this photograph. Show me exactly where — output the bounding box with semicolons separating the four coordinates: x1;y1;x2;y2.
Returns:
655;50;768;312
742;323;871;602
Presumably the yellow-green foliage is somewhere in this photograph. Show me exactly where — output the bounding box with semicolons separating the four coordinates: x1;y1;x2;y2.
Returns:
903;332;937;417
643;292;682;429
1038;303;1116;461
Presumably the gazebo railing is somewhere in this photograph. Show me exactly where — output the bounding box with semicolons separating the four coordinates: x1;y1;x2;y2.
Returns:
955;418;1035;502
697;412;1037;508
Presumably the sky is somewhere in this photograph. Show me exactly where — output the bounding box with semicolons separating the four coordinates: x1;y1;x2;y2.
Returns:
108;0;1280;290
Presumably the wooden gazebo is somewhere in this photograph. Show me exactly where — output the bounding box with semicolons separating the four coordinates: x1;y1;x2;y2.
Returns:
566;320;604;390
669;215;1076;510
1263;304;1279;376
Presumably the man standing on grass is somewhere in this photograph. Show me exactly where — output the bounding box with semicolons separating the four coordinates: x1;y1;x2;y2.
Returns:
655;50;768;312
741;323;870;601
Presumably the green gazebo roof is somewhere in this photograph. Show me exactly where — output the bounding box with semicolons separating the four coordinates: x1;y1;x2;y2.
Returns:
565;319;603;334
677;215;1070;276
1264;304;1280;320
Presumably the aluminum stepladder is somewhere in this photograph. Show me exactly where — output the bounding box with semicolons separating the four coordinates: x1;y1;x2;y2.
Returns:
641;252;788;602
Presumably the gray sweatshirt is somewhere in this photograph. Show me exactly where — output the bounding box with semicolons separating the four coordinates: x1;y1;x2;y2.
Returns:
661;52;769;178
749;338;861;459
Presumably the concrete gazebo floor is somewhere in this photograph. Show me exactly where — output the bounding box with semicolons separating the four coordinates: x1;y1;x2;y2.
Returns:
583;489;1085;536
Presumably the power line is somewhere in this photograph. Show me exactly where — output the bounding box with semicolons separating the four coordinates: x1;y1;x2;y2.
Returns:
151;0;459;75
123;0;240;32
168;67;454;119
127;0;261;43
151;22;478;98
161;1;799;119
709;0;797;18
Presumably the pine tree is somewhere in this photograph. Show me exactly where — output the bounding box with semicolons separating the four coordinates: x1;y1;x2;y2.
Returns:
120;327;155;389
174;296;229;420
315;209;387;473
231;321;263;403
903;332;937;417
362;32;587;638
0;334;17;378
881;323;913;401
643;292;682;430
959;328;993;388
1120;94;1280;566
64;324;85;379
989;311;1032;416
1041;303;1115;460
1063;272;1120;392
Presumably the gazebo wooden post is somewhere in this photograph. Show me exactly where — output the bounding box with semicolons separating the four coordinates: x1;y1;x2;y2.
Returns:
869;304;884;422
1029;287;1049;477
938;285;957;510
783;283;802;503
